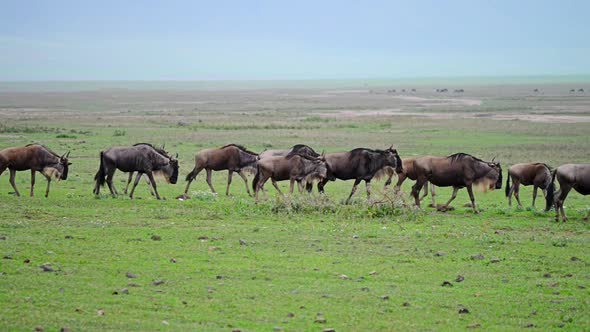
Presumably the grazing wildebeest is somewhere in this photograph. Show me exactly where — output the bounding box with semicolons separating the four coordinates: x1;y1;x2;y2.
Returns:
545;164;590;222
184;144;258;196
317;146;403;204
378;157;436;205
253;154;327;203
411;153;502;213
505;162;552;208
93;143;179;199
0;144;70;197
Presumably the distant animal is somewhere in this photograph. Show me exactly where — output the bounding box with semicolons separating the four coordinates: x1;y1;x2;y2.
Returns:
378;157;436;206
579;88;585;93
505;163;552;208
411;89;416;92
454;89;464;93
570;89;576;93
253;154;327;203
412;153;502;213
184;144;258;196
401;89;406;93
317;146;403;204
545;164;590;222
0;144;70;197
533;88;540;93
93;143;178;199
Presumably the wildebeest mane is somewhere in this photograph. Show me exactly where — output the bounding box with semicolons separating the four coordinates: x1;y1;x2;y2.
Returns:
349;147;388;156
448;152;485;164
133;143;170;159
286;144;320;158
285;153;319;161
26;143;61;159
221;144;257;155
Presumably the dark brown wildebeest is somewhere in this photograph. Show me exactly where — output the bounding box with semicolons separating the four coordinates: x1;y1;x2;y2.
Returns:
122;143;172;196
93;143;179;199
411;153;502;213
378;157;436;206
258;144;319;160
259;144;321;193
184;144;258;196
0;144;70;197
505;162;552;208
253;154;327;203
545;164;590;222
317;147;403;204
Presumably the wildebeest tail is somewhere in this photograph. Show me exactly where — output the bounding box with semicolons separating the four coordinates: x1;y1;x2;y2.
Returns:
545;170;557;211
505;174;510;197
185;167;198;182
252;164;260;192
94;151;107;188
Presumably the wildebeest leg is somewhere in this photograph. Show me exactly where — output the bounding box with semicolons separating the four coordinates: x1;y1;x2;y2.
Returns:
238;170;252;197
298;180;304;194
254;173;270;203
411;177;427;208
514;181;523;207
507;179;516;207
443;187;460;210
30;170;36;197
365;180;372;201
532;185;539;208
106;169;117;197
345;178;362;204
145;176;155;196
466;184;478;214
226;171;233;196
205;169;216;194
146;172;161;200
289;179;295;195
393;173;406;192
271;179;284;197
420;181;428;201
556;185;572;222
43;174;52;198
184;166;203;195
429;183;437;208
128;172;143;199
9;169;20;197
124;172;134;195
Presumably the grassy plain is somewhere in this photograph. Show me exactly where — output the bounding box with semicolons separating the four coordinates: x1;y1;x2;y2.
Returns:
1;82;589;331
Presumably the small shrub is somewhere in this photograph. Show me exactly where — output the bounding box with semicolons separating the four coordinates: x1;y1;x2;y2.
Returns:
113;129;126;137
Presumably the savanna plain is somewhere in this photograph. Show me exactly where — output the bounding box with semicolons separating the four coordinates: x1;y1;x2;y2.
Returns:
0;81;589;331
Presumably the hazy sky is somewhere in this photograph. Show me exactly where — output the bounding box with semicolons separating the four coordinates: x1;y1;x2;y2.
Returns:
1;0;589;80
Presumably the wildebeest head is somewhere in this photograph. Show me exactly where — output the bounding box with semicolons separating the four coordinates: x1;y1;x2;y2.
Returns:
478;160;502;190
303;154;328;182
160;153;179;184
385;146;403;173
57;151;71;180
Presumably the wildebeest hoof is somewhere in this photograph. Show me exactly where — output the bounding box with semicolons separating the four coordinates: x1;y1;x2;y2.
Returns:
176;194;190;200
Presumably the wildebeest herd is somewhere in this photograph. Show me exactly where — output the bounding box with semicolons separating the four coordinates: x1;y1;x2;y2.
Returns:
0;143;588;222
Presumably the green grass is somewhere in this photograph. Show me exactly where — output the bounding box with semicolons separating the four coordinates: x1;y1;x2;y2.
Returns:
1;88;589;331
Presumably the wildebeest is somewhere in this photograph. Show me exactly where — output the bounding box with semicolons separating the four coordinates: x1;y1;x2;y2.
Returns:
122;144;171;196
93;143;179;199
545;164;590;222
378;157;436;206
184;144;258;196
0;144;70;197
505;162;552;208
258;144;319;160
411;153;502;213
253;153;327;203
317;146;403;204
